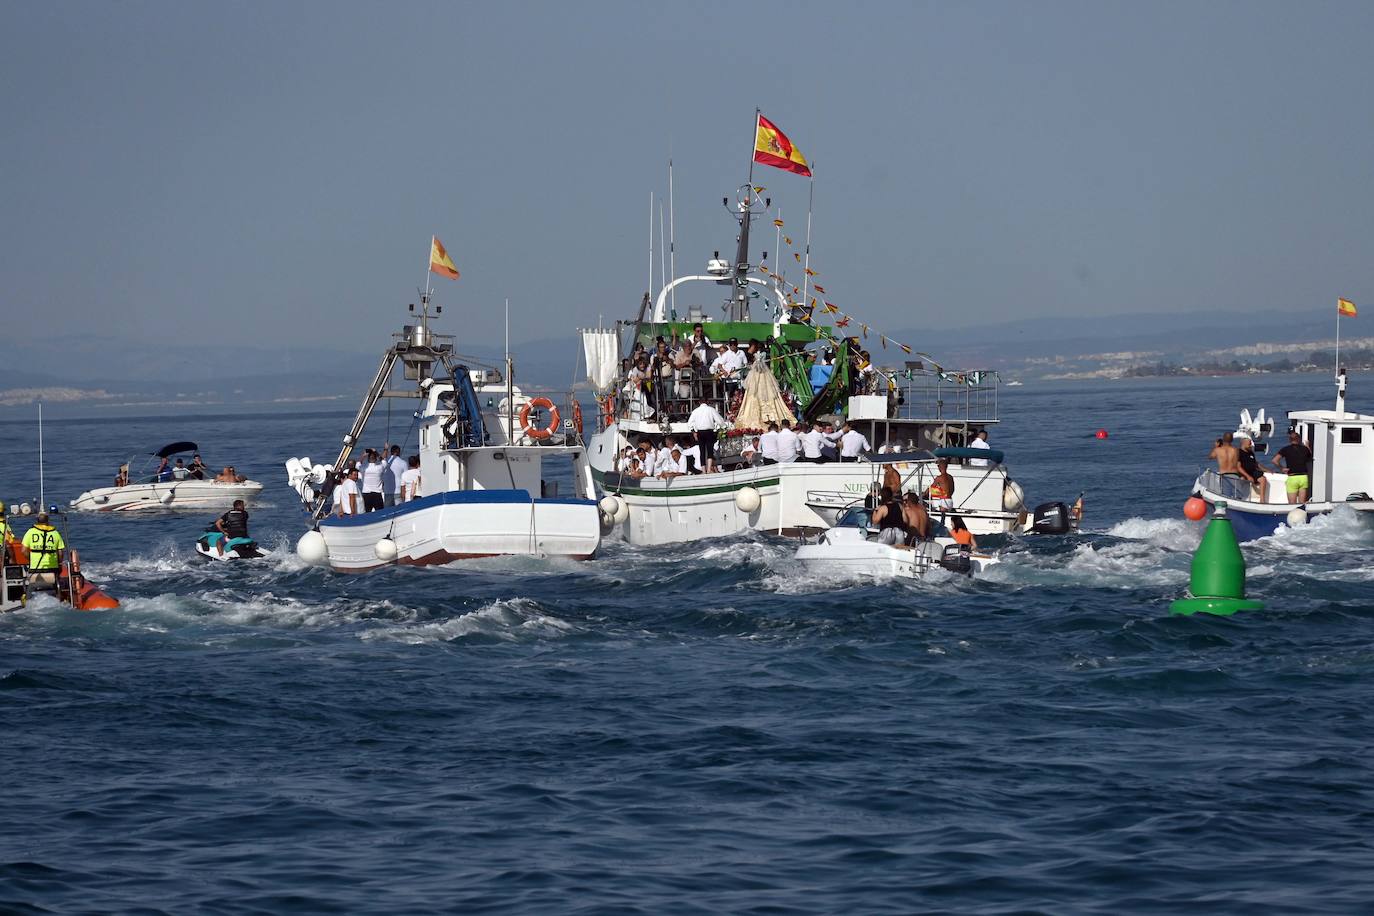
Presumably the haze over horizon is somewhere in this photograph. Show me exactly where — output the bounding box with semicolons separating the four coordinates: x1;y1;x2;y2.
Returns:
6;1;1373;357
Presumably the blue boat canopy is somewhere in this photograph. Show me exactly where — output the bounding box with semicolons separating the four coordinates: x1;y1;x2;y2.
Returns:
153;441;198;458
933;446;1004;464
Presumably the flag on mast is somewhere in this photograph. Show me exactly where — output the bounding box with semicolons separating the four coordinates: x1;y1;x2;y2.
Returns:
753;114;812;177
429;236;460;280
1338;297;1357;317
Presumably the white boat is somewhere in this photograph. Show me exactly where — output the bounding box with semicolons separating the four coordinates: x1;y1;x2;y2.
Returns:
70;441;263;511
1190;369;1374;542
580;178;1056;547
286;286;601;573
795;507;1000;579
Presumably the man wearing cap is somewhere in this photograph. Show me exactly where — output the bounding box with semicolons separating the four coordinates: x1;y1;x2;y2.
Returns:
23;512;65;590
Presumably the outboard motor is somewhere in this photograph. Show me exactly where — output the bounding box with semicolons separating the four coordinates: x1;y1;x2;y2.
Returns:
1031;502;1072;535
939;544;973;575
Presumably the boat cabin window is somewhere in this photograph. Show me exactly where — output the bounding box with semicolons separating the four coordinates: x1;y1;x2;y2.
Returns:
1342;427;1363;444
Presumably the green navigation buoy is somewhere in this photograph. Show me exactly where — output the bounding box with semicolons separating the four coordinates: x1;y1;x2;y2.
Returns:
1170;500;1263;616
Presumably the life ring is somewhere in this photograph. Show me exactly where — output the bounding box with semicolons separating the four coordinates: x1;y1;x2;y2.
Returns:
572;401;584;435
519;397;560;440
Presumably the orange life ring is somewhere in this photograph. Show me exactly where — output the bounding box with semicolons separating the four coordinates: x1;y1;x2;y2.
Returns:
572;401;584;435
519;397;560;440
602;396;616;425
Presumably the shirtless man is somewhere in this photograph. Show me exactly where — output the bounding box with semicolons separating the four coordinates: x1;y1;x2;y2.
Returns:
924;459;955;515
1209;432;1246;498
901;492;932;543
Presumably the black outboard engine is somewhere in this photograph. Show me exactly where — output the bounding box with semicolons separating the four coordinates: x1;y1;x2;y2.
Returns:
939;544;973;575
1031;502;1072;535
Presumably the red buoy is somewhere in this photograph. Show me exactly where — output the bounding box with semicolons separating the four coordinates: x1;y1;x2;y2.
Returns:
1095;428;1109;440
1183;496;1208;521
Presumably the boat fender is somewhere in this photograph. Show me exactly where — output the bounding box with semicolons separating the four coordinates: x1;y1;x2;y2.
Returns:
296;530;330;566
1286;507;1307;528
1002;480;1024;512
94;494;108;505
160;490;176;505
1184;497;1207;521
598;496;620;518
612;496;630;524
520;397;561;441
374;537;398;562
572;402;584;435
735;486;761;513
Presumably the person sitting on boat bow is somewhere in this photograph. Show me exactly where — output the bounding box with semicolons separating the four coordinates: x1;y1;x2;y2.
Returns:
870;486;908;546
114;464;130;487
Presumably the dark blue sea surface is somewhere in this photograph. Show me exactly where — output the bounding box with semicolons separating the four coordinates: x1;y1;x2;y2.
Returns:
3;374;1373;913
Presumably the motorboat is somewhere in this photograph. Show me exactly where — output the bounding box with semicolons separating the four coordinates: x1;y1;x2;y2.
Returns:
1189;369;1374;542
794;507;1000;579
581;168;1039;546
285;279;601;573
70;441;263;512
1;512;118;610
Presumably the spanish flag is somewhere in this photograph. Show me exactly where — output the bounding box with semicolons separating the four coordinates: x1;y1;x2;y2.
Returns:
753;113;812;178
429;236;460;280
1338;297;1357;317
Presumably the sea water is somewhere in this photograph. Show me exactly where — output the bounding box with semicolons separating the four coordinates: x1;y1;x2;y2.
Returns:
2;374;1372;913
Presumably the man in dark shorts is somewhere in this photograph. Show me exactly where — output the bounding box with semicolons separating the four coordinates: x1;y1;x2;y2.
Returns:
1238;438;1269;503
1273;431;1313;504
213;499;251;556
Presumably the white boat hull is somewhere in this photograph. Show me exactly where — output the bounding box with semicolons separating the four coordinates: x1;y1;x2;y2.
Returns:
70;480;264;512
316;490;600;573
795;529;999;579
589;425;1023;546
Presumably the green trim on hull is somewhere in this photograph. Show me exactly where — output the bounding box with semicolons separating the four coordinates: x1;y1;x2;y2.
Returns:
593;469;780;499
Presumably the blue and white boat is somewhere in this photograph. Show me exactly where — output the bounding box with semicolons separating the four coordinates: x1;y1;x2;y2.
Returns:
1191;370;1374;542
285;289;601;573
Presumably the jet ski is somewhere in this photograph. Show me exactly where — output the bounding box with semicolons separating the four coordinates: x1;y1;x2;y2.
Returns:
195;530;270;561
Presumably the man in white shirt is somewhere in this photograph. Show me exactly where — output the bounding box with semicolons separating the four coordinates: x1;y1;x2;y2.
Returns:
385;445;408;506
741;437;759;465
839;422;872;462
759;423;780;465
799;422;826;463
967;429;992;468
637;439;658;478
399;457;422;502
658;448;687;478
361;450;387;512
334;467;362;516
710;338;749;392
775;421;801;464
617;447;638;473
687;396;728;473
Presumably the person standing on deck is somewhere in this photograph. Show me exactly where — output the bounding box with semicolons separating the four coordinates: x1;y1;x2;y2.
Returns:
967;430;992;468
334;468;362;517
925;459;955;514
775;421;801;464
759;422;780;465
384;445;407;507
838;422;871;462
1273;430;1313;504
687;396;726;474
22;513;65;590
360;449;386;512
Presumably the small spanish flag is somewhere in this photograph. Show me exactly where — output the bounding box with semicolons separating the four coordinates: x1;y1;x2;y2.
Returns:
429;236;460;280
812;284;826;294
773;218;784;228
804;268;817;277
1338;297;1357;317
753;113;812;178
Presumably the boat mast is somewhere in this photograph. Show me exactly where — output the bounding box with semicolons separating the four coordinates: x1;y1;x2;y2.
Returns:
730;186;753;321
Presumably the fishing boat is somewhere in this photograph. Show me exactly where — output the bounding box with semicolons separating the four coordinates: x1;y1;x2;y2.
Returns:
286;282;601;573
580;178;1040;546
1190;369;1374;542
70;441;263;512
795;506;1001;579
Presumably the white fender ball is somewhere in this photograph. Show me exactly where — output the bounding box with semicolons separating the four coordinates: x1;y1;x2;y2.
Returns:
1002;481;1025;512
599;496;620;517
160;490;176;505
735;486;761;513
296;530;330;566
374;537;398;562
612;497;630;524
1286;507;1307;528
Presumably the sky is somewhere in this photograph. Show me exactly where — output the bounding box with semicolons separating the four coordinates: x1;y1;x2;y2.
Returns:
5;1;1374;357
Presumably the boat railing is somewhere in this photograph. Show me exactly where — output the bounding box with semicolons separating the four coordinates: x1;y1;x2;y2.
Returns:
888;366;999;424
1196;469;1255;502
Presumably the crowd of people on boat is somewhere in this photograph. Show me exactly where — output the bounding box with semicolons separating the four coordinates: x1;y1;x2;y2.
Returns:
112;453;248;487
619;323;886;423
326;445;423;516
1210;429;1312;504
